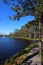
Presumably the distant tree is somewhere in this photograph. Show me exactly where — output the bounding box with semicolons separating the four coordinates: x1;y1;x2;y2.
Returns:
0;0;43;64
14;29;19;33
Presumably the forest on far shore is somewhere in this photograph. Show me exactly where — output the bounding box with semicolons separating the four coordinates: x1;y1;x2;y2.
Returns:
7;20;43;39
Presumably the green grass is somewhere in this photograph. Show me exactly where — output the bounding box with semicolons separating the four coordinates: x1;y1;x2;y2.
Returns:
4;42;38;65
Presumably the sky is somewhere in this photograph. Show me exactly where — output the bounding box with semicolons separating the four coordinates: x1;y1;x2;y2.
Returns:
0;1;34;35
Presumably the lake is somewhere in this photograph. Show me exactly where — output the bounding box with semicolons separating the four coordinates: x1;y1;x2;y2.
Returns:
0;37;35;63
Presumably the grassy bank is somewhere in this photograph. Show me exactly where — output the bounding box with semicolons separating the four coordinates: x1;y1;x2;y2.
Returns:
14;37;39;40
3;43;38;65
6;35;43;41
7;36;40;41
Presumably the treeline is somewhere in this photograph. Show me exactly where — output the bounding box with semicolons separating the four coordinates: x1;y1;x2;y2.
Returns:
8;20;43;38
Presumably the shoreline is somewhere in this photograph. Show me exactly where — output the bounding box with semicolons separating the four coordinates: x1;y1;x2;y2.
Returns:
6;36;39;40
1;36;43;41
3;42;38;65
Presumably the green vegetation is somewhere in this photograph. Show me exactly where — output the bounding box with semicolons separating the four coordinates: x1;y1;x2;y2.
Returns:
1;0;43;64
5;19;43;64
8;20;39;39
4;43;38;65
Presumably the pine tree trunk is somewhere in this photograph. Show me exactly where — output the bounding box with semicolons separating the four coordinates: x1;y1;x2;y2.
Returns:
39;13;43;65
41;13;43;65
39;19;42;65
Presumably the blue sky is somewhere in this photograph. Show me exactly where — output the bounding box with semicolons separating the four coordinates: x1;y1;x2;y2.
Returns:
0;2;34;34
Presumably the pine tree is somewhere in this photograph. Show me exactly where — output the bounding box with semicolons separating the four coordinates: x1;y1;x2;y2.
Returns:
1;0;43;64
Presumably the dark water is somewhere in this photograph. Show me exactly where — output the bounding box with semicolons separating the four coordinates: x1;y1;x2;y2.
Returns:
0;37;35;62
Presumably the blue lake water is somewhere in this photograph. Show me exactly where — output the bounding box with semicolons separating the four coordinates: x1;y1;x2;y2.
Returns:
0;37;35;63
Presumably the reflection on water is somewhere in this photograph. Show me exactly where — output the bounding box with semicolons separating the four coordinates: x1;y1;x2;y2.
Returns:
0;37;36;62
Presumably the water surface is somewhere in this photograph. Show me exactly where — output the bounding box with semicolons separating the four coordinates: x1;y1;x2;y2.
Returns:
0;37;35;62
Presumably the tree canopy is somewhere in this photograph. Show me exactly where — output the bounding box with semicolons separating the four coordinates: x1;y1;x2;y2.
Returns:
0;0;43;20
0;0;43;64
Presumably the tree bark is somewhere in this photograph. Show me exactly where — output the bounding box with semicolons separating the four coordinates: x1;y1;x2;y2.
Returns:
39;13;43;65
41;13;43;65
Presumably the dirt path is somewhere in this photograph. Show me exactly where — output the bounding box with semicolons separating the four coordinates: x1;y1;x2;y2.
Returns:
22;46;41;65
